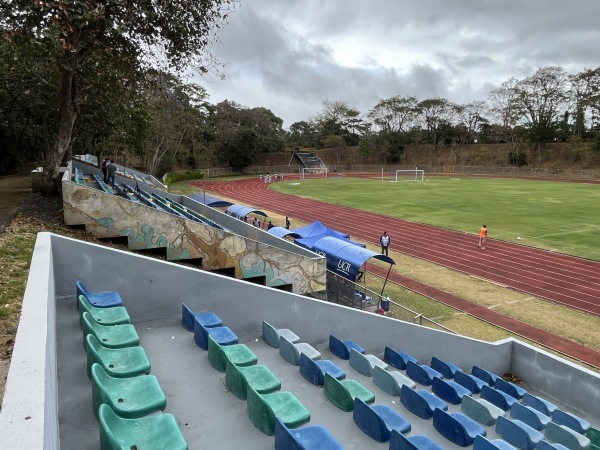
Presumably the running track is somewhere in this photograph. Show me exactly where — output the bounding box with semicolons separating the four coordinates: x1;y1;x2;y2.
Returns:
192;176;600;368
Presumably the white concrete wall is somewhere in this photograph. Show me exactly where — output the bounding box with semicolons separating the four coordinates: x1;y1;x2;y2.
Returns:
2;232;599;449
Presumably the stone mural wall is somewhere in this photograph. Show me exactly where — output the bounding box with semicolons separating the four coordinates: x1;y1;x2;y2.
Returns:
62;180;326;295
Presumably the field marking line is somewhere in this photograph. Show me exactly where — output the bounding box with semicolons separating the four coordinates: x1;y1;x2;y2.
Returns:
535;225;600;238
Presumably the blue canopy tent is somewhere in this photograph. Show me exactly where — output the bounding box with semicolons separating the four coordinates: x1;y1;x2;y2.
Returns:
295;230;366;250
291;220;349;239
268;227;302;239
225;204;268;220
311;237;395;292
189;193;232;207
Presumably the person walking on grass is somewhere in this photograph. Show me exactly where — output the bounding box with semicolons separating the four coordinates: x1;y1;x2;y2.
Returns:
479;225;488;249
380;231;390;256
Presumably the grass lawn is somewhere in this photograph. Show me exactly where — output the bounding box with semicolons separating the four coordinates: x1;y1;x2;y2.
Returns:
271;176;600;260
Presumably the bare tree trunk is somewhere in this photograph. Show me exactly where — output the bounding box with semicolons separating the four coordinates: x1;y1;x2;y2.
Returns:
41;67;77;196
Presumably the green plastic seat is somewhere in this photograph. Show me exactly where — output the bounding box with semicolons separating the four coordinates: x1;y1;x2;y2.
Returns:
246;385;311;435
225;357;281;400
82;311;139;349
207;334;257;373
91;363;166;420
78;295;130;329
98;404;188;450
323;372;375;412
85;334;151;379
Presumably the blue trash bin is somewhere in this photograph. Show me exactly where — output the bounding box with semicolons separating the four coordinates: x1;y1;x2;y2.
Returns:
381;297;390;312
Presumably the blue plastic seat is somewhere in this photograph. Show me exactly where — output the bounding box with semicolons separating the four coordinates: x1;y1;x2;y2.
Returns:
400;384;447;420
406;360;443;386
181;303;222;332
521;392;557;416
510;402;550;431
537;441;570;450
349;348;388;376
352;397;411;442
274;417;343;450
431;376;471;405
383;346;418;370
461;395;505;426
329;334;364;360
433;407;487;447
472;365;501;386
279;336;321;366
545;422;591;450
495;377;527;399
98;404;188;450
454;370;488;394
372;365;415;396
480;385;518;411
431;356;461;378
551;408;591;434
389;429;444;450
193;316;238;350
473;435;518;450
299;352;345;387
76;280;123;308
495;416;544;450
262;320;300;348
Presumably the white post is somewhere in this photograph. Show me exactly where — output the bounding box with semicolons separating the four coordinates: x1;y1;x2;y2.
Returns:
381;167;384;181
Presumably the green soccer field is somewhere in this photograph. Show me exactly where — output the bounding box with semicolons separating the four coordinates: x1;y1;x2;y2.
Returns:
270;175;600;261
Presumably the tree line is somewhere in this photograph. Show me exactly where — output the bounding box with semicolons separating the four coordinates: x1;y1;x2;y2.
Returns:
2;1;600;195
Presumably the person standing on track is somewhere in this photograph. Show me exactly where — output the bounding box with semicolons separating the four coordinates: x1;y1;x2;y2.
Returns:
285;216;291;229
380;231;390;256
479;225;488;249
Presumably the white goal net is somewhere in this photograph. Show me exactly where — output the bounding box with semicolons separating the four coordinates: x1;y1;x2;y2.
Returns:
301;167;328;179
390;169;424;182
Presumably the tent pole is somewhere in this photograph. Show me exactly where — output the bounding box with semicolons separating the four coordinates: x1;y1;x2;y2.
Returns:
380;264;393;297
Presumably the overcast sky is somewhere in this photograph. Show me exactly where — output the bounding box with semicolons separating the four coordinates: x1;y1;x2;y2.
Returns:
197;0;600;128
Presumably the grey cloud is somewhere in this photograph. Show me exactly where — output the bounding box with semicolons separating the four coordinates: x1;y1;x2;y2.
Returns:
201;0;600;127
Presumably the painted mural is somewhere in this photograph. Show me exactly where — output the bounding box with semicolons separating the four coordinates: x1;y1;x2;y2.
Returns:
62;179;326;295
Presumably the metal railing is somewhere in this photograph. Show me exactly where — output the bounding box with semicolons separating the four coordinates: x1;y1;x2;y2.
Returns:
241;163;600;180
325;269;456;334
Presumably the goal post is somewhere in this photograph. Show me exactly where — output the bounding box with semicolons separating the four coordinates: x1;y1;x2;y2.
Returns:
391;168;424;182
301;167;328;179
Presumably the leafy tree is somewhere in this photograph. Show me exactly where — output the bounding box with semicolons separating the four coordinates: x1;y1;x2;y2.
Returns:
489;78;521;147
286;120;320;149
1;0;235;195
315;100;365;147
368;95;418;162
569;68;600;137
210;100;284;169
416;98;454;148
512;67;569;163
0;36;59;173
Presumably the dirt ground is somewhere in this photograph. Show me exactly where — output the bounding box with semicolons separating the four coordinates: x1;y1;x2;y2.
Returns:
0;168;63;408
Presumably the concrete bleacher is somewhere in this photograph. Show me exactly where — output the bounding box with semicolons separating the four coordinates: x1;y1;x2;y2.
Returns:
295;151;326;168
2;233;600;449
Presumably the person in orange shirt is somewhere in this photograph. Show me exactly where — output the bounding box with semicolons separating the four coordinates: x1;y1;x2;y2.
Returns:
479;225;488;249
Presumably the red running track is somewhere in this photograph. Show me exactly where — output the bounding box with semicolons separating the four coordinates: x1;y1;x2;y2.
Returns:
192;176;600;368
